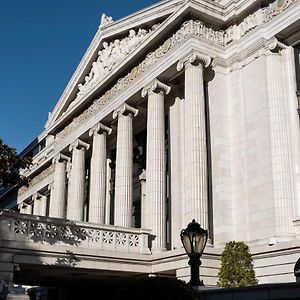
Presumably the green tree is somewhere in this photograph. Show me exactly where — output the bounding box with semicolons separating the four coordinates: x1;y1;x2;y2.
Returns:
0;139;32;187
217;241;258;288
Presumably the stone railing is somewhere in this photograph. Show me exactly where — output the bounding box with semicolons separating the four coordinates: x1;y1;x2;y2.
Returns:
0;210;151;254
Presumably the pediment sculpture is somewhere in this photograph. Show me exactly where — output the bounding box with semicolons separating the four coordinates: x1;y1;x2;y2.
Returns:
72;25;159;106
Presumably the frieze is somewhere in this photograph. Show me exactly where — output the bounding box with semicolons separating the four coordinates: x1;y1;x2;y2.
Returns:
263;0;297;21
18;165;55;196
224;0;297;42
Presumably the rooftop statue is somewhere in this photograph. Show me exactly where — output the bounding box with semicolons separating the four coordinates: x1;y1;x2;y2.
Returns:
99;13;113;29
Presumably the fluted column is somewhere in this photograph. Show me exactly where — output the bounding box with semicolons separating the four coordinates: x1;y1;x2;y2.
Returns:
105;158;112;225
177;51;211;230
139;170;147;229
33;193;47;216
266;48;295;239
282;46;300;219
88;123;112;224
67;139;90;221
50;154;70;218
142;79;171;251
113;103;138;227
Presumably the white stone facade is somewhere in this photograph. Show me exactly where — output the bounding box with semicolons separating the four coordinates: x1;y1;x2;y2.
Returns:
1;0;300;287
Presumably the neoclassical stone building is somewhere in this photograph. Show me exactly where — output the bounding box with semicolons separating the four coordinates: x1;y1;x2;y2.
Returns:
1;0;300;287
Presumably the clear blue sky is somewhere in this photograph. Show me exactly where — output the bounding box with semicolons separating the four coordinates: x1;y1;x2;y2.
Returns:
0;0;158;153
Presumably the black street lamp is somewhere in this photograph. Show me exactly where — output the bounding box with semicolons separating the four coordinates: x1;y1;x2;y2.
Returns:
180;219;208;287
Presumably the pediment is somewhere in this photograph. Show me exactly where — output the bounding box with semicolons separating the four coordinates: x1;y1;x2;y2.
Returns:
45;0;235;131
45;0;291;133
45;0;182;130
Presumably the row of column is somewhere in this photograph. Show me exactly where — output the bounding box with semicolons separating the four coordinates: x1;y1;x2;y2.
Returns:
23;50;211;251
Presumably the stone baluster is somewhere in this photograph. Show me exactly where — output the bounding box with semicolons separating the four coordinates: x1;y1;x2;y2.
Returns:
50;154;70;218
105;158;112;225
177;51;211;230
142;79;171;251
67;139;90;221
88;123;112;224
113;103;138;227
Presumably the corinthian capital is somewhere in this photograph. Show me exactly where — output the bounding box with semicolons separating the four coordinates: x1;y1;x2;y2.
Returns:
52;153;70;164
113;102;138;119
89;122;112;137
177;51;211;71
69;139;90;152
141;78;171;98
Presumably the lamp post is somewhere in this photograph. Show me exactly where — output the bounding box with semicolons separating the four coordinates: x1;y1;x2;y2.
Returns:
180;219;208;287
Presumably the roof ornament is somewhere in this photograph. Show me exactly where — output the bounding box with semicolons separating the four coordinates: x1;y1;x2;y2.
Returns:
99;13;113;29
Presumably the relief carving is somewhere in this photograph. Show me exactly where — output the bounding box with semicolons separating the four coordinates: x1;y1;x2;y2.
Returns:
224;0;297;43
263;0;296;20
73;26;157;103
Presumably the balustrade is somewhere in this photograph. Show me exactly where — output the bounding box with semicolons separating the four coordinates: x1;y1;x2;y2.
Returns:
0;210;151;254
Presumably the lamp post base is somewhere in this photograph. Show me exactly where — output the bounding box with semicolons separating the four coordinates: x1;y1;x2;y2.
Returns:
188;280;204;287
188;256;203;287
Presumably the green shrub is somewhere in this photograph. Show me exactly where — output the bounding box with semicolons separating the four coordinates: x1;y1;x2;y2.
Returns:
217;241;258;288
